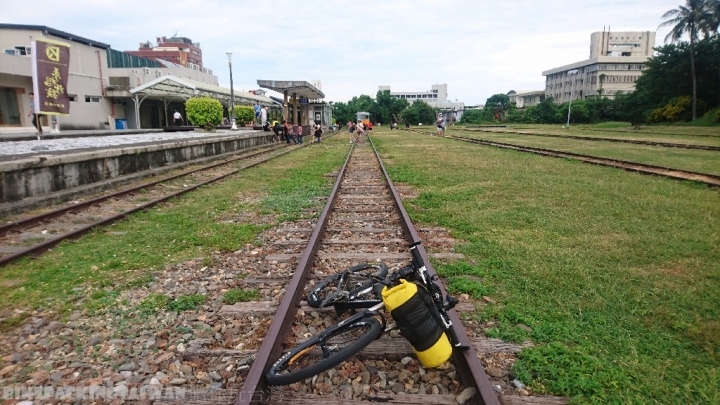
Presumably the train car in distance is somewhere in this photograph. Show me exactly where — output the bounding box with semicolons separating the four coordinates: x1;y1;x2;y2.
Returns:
356;112;370;127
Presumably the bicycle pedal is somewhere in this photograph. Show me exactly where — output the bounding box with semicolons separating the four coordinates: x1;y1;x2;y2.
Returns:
444;296;459;310
456;344;471;351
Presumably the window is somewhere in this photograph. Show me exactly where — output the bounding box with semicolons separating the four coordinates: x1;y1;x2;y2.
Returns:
433;94;437;98
85;96;101;103
4;49;15;55
68;95;77;102
14;46;31;56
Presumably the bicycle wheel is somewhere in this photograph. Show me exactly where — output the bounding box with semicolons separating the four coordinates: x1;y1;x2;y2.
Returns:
306;263;388;308
266;316;383;386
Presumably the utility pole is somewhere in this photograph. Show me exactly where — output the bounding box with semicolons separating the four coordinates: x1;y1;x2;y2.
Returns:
566;69;579;128
227;52;237;130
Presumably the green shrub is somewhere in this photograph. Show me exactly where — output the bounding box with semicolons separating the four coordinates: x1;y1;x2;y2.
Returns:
233;105;255;126
185;97;223;130
648;96;707;123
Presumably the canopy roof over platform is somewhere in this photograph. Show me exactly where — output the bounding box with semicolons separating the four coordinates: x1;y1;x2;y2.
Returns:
257;80;324;100
131;75;275;106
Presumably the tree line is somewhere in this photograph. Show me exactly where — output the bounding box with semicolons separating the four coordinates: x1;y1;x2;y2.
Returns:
462;0;720;126
331;90;440;126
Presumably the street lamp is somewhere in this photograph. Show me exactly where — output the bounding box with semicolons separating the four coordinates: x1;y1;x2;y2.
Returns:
227;52;237;130
566;69;580;128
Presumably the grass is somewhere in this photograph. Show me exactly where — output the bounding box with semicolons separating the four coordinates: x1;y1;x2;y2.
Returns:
372;128;720;404
223;288;260;304
592;122;631;129
0;135;349;330
447;129;720;175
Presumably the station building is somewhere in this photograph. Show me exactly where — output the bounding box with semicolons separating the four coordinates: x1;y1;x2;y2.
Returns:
507;90;546;108
542;31;656;103
377;84;465;122
0;24;271;132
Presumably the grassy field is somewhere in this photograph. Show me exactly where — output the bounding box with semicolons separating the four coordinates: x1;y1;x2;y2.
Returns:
372;128;719;404
505;123;720;137
0;136;349;330
444;129;720;176
458;126;720;147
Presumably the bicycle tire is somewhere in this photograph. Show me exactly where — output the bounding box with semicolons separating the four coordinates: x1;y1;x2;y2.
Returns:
266;316;383;386
306;263;388;308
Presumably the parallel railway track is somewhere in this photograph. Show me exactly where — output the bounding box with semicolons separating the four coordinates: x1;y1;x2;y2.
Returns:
455;127;720;151
409;129;720;188
0;142;304;267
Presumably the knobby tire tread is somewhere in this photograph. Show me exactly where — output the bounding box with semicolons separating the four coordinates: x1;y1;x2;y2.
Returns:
265;317;383;386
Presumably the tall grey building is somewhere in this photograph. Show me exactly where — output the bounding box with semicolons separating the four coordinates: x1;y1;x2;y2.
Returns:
542;31;656;103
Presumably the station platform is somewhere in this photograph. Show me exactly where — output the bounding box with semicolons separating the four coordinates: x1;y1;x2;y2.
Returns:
0;127;165;142
0;129;274;213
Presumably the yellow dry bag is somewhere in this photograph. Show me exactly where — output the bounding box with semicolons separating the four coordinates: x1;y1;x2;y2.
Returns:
382;279;452;368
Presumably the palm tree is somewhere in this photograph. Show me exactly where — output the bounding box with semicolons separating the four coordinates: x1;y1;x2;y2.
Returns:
700;0;720;105
659;0;711;120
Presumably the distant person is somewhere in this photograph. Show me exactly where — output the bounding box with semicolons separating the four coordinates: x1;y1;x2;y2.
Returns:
253;103;261;125
272;121;282;142
367;121;373;131
27;93;43;134
348;121;355;143
405;121;410;129
313;120;323;144
296;123;303;144
260;106;268;127
284;121;294;144
173;110;184;126
437;118;445;136
356;122;364;143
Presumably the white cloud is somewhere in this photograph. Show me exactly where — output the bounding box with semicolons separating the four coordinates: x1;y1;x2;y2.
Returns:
0;0;680;104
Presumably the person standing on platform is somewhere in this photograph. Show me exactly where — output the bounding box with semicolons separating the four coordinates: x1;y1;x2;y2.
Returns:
253;103;262;125
27;93;43;134
259;105;268;127
405;121;410;129
173;110;184;126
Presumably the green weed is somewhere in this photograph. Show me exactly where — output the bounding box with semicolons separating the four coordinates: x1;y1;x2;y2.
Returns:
167;294;205;312
223;288;259;304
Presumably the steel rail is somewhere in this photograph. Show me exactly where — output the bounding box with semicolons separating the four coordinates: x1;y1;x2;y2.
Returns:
368;135;501;405
410;129;720;187
0;143;305;267
0;143;286;238
234;143;355;405
455;127;720;151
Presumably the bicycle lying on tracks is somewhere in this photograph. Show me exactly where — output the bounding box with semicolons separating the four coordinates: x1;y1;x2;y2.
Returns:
265;242;469;386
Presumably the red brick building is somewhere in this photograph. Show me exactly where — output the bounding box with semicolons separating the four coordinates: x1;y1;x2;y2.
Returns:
125;36;203;70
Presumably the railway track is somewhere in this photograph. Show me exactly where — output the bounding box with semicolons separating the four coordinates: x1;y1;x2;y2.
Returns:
226;136;500;405
409;129;720;188
455;128;720;151
0;142;304;267
577;127;720;138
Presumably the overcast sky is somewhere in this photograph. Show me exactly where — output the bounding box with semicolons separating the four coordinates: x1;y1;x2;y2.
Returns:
1;0;681;105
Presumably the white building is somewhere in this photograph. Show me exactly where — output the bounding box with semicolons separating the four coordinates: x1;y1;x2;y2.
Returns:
378;84;465;121
507;90;546;108
0;24;228;131
542;31;656;103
